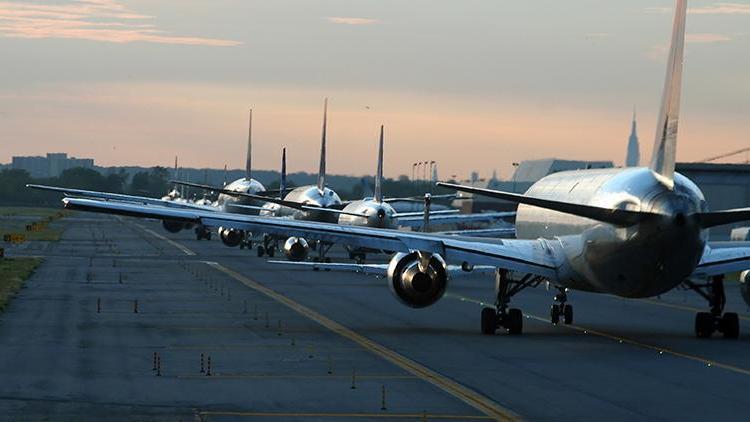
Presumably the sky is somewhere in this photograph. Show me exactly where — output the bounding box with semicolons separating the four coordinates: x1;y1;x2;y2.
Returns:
1;0;749;180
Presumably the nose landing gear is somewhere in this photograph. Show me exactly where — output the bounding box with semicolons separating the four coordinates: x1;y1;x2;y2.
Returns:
685;275;739;339
480;270;543;336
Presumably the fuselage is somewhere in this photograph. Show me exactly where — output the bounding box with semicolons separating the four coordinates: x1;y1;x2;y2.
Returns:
516;167;707;298
218;178;266;215
338;199;398;229
265;185;342;223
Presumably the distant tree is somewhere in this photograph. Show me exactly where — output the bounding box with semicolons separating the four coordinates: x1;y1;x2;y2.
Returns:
129;166;169;197
0;169;34;205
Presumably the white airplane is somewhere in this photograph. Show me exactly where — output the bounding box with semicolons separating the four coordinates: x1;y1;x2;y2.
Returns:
57;0;750;338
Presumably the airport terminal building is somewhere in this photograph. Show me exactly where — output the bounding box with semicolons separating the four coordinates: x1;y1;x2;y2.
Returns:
11;153;94;178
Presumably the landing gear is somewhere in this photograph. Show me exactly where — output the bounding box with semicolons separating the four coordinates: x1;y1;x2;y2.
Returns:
194;226;211;241
550;288;573;325
313;241;333;271
255;235;277;258
480;270;543;335
685;275;740;339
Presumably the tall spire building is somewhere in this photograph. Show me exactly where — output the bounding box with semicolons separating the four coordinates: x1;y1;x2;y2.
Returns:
625;108;640;167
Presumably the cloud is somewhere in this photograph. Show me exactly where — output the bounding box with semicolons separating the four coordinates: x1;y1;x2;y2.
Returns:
0;0;242;46
326;16;379;26
647;3;750;15
686;33;732;43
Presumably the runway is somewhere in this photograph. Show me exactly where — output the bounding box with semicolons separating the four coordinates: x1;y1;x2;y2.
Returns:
2;213;750;421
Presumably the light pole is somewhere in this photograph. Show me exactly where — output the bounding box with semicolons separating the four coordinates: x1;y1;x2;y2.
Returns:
422;161;428;185
429;161;436;192
511;162;520;193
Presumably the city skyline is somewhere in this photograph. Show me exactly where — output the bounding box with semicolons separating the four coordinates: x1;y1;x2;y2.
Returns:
1;1;749;179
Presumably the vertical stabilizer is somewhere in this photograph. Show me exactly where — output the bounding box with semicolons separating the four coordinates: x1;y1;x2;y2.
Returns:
374;125;384;203
245;109;253;180
650;0;687;188
280;147;287;199
317;98;328;192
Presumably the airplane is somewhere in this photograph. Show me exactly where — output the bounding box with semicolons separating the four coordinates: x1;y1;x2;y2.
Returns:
55;0;750;338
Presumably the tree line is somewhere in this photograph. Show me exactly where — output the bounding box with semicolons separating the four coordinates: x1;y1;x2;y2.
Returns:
0;166;455;207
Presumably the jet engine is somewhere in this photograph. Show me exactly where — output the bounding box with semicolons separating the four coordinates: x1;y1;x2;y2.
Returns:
162;220;189;233
219;227;243;247
283;237;310;261
740;270;750;307
386;252;448;308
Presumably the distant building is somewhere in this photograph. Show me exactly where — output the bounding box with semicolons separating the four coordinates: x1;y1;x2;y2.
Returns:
625;110;640;167
455;159;614;213
11;153;94;178
510;158;614;183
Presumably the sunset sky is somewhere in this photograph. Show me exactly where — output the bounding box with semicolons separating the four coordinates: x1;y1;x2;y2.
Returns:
1;0;749;180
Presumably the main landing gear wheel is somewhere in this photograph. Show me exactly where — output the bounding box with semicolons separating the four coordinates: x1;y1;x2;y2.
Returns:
563;304;573;325
257;245;265;257
550;305;560;324
685;275;740;339
480;307;523;335
550;288;573;325
481;308;496;335
479;269;543;335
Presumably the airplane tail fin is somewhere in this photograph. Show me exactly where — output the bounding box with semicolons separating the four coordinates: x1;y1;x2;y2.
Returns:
245;109;253;180
280;147;287;200
317;98;328;193
649;0;687;189
374;125;384;203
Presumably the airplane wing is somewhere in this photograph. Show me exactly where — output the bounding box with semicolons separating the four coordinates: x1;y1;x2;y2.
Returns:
62;197;560;280
436;227;516;238
27;184;219;212
397;211;516;228
691;244;750;278
267;260;498;277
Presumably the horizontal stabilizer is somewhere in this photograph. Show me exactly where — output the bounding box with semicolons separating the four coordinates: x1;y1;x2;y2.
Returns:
696;208;750;229
437;182;654;227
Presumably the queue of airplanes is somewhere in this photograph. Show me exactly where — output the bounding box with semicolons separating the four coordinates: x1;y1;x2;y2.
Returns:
28;0;750;338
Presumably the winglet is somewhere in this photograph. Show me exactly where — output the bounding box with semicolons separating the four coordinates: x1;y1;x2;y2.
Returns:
649;0;687;189
374;125;384;203
245;108;253;180
317;98;328;193
280;147;287;200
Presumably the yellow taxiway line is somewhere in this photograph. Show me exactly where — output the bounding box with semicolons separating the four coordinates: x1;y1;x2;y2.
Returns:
448;293;750;378
207;261;519;421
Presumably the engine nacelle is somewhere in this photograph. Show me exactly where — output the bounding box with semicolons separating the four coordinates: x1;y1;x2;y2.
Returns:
162;220;187;233
387;252;448;308
284;237;310;261
740;270;750;307
219;227;243;247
